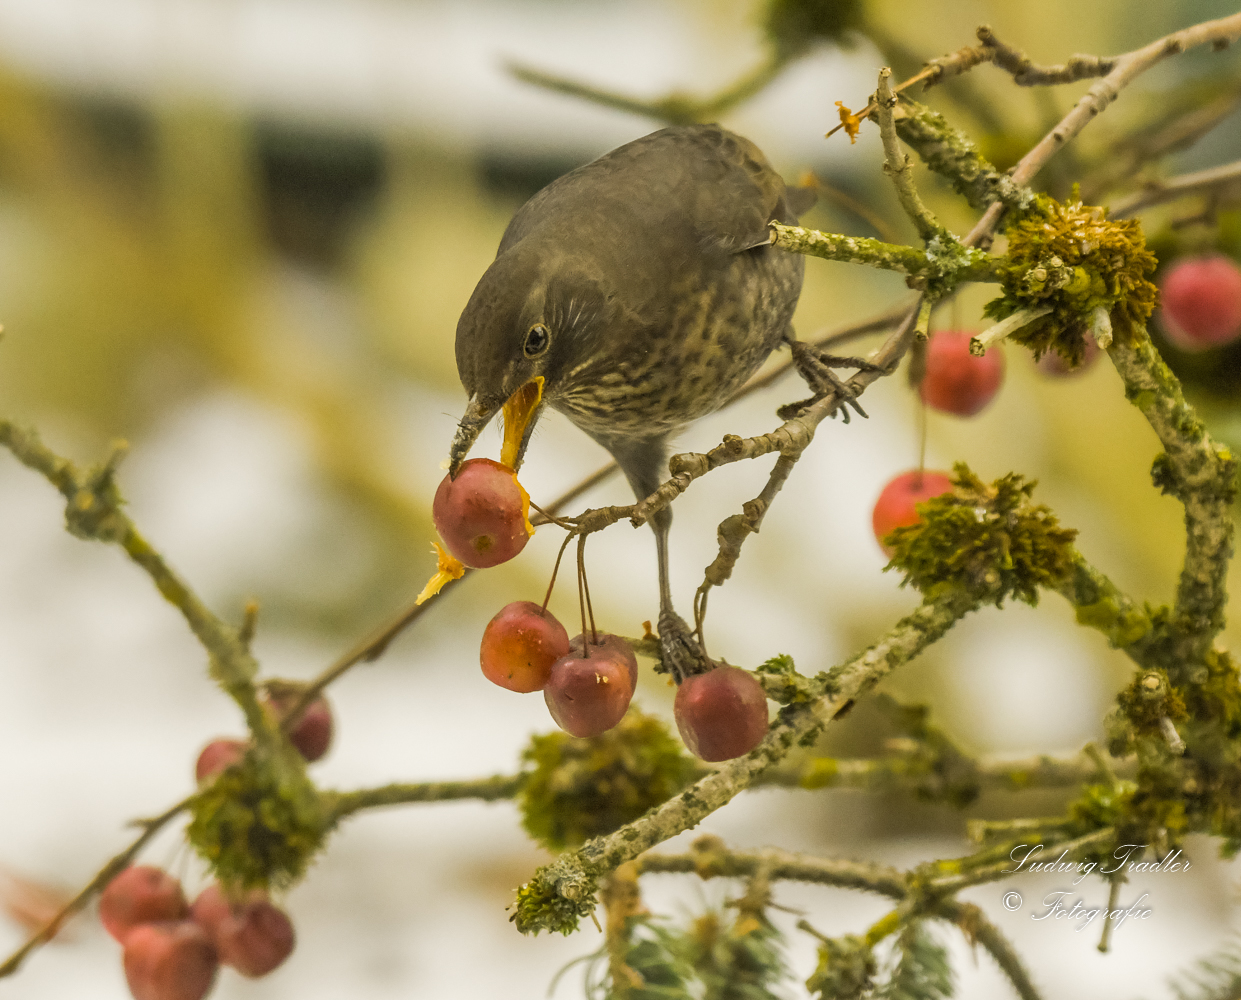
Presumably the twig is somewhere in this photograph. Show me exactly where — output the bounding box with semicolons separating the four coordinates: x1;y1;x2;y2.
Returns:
974;25;1117;86
873;68;948;243
1111;158;1241;218
0;796;193;978
1008;14;1241;191
327;775;524;822
0;423;266;735
507;50;791;127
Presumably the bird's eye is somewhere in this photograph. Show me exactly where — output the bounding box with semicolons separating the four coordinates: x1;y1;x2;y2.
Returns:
523;323;551;358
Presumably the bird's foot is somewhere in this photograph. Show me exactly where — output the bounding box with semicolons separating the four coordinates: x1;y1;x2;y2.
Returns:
657;608;712;684
782;340;886;423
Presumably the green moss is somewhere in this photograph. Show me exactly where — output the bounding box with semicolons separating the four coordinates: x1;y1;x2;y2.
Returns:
518;709;698;852
186;744;327;891
884;464;1078;606
1117;670;1189;732
984;196;1159;366
511;873;599;936
806;934;876;1000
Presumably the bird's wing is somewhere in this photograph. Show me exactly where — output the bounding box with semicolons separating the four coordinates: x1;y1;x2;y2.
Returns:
497;125;800;263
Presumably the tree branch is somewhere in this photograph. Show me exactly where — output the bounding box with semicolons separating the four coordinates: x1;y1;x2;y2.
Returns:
0;422;266;734
511;590;978;934
1105;338;1237;660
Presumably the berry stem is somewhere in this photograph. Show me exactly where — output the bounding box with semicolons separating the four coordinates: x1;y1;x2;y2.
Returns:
576;535;589;655
542;531;575;615
576;534;598;646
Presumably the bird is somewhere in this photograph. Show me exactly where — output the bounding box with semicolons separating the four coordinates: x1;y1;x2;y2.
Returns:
447;123;862;680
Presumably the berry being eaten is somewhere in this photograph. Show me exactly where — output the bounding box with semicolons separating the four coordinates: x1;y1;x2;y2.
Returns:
480;601;570;693
674;666;769;762
872;470;954;556
919;329;1005;416
544;634;637;738
1159;254;1241;351
432;458;533;568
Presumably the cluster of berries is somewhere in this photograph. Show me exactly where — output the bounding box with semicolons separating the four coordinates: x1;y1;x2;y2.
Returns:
479;600;768;761
435;457;770;761
104;688;331;1000
100;867;293;1000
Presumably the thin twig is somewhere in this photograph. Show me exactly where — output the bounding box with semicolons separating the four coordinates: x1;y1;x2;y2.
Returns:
1111;158;1241;217
0;796;194;978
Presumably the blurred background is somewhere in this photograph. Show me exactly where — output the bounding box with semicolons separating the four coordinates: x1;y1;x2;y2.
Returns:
0;0;1239;997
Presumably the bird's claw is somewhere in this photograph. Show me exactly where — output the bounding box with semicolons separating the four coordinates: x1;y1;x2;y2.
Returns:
657;609;711;684
784;340;879;423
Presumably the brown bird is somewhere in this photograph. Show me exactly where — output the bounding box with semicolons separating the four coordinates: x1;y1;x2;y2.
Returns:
447;124;864;679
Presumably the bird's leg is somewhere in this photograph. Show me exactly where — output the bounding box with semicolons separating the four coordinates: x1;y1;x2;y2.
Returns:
653;514;710;684
780;335;887;422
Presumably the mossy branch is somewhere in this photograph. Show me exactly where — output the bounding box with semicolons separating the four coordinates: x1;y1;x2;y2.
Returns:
891;99;1035;213
1106;338;1237;660
510;590;977;935
768;223;1001;285
327;774;526;822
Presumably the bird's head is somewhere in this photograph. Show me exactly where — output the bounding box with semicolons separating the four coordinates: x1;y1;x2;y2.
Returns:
448;244;606;477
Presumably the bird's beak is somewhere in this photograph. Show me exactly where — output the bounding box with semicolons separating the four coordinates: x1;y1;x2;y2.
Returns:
447;377;544;477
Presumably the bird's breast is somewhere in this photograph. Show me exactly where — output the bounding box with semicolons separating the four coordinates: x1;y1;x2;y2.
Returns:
550;250;801;437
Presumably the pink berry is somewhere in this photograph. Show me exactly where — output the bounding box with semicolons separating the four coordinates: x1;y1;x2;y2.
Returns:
480;601;570;692
260;687;334;763
919;329;1005;416
872;470;954;556
194;739;247;783
122;921;218;1000
100;867;188;944
674;666;769;762
1037;336;1100;377
1160;255;1241;350
191;884;294;979
433;458;532;568
544;635;636;737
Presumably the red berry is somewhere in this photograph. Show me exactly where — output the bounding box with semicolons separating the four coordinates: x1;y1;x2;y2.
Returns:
433;458;532;569
919;329;1005;416
194;739;247;783
872;470;954;556
260;686;334;763
544;635;636;738
569;632;638;694
674;666;769;762
100;867;188;944
122;921;218;1000
191;884;294;979
1160;255;1241;350
1037;336;1100;377
480;601;570;692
